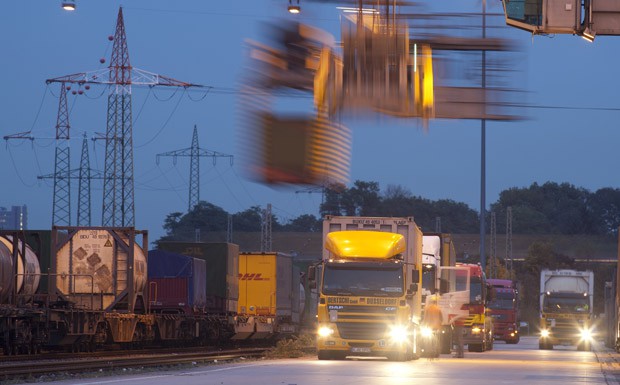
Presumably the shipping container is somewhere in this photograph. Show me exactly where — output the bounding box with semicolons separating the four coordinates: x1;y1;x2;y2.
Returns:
0;235;41;299
51;227;148;312
0;231;52;302
236;252;301;339
0;240;13;304
147;250;207;314
158;242;239;314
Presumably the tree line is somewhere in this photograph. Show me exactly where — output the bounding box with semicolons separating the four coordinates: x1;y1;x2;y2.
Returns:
157;180;620;243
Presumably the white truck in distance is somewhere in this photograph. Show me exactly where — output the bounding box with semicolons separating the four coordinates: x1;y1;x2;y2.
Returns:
539;269;594;350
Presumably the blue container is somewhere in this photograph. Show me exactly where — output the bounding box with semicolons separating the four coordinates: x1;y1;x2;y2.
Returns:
148;250;207;313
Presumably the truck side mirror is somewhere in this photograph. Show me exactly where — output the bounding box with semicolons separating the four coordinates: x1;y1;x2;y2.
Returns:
486;284;496;304
411;269;420;284
440;278;449;294
308;265;316;281
308;265;317;289
407;283;418;295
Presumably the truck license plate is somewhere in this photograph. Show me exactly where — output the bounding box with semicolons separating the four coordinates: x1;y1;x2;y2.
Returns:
351;347;371;353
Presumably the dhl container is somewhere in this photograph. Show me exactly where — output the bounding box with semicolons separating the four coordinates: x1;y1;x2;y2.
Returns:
51;227;148;312
238;252;300;337
157;242;239;314
147;249;207;314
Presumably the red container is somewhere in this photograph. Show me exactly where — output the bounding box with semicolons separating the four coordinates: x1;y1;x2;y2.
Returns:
148;250;207;315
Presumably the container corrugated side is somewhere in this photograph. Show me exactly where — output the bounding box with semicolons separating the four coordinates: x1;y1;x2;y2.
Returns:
238;252;277;316
158;242;238;314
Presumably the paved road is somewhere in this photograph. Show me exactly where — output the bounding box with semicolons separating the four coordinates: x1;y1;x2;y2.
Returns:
33;336;620;385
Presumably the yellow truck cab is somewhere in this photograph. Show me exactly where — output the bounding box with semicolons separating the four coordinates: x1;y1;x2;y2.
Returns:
310;216;423;361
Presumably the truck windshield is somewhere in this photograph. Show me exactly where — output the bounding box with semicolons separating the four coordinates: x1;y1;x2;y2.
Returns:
322;264;403;297
470;276;483;304
543;296;589;313
489;292;516;310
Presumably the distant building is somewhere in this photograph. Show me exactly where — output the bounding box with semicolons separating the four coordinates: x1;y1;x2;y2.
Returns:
0;205;27;230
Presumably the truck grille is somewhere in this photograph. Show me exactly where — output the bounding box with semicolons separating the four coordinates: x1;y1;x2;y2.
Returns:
546;317;585;339
337;322;388;340
327;304;397;339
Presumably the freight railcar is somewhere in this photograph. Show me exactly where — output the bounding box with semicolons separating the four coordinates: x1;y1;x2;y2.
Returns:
0;227;150;354
1;233;310;355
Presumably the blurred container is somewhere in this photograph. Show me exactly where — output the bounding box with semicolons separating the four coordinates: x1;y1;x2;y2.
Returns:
158;242;239;314
52;227;147;312
147;249;207;314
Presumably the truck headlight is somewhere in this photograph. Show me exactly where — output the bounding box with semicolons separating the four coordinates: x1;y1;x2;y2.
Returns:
471;325;483;334
318;325;335;338
389;325;409;343
420;326;433;338
540;329;550;338
580;328;593;342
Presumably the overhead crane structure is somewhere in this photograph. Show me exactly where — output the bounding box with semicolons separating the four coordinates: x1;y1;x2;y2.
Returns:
500;0;620;40
278;2;523;272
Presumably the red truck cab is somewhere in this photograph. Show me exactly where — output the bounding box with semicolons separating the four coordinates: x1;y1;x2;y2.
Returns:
487;279;520;344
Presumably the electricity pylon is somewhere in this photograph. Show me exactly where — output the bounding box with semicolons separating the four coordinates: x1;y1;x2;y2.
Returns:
156;125;233;212
46;7;209;227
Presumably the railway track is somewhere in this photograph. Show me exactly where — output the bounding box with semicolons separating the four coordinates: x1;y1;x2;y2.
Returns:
0;347;267;382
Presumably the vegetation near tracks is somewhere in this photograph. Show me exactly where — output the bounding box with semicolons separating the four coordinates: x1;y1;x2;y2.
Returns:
265;335;315;358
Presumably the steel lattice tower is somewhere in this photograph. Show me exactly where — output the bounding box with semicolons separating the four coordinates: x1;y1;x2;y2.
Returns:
156;125;233;212
52;82;71;226
490;211;497;278
46;7;208;227
103;7;134;227
261;204;272;252
77;133;92;226
505;206;513;277
39;133;103;226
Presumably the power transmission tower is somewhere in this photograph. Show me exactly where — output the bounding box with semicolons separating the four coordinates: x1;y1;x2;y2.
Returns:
261;203;272;252
39;133;104;226
490;211;497;278
52;82;71;226
505;206;513;278
77;133;94;226
227;214;233;243
46;7;208;227
156;125;233;212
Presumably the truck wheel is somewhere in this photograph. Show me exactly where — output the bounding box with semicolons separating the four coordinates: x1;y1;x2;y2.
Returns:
468;344;483;352
440;329;452;354
318;350;332;360
539;341;553;350
486;337;493;351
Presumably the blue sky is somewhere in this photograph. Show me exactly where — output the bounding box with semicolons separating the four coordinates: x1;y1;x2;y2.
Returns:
1;1;618;242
